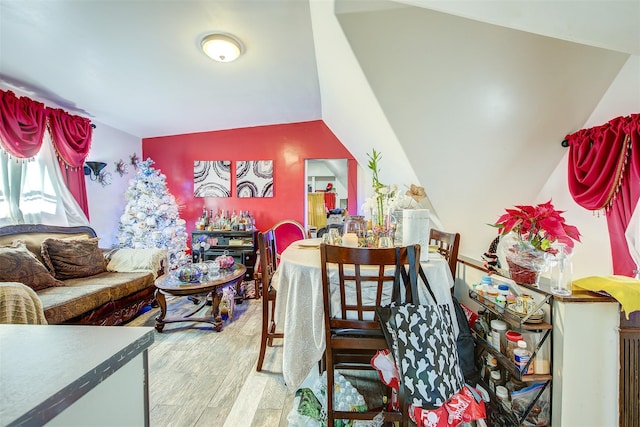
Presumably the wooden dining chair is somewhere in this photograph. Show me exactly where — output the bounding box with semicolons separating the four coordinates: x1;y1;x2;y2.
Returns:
429;228;461;278
255;229;283;371
271;219;306;260
320;244;420;427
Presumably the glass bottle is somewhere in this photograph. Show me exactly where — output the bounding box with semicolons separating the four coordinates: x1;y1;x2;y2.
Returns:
550;243;573;296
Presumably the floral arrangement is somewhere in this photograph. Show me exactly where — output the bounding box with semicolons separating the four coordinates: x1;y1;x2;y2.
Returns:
365;149;395;229
362;150;431;233
491;200;581;255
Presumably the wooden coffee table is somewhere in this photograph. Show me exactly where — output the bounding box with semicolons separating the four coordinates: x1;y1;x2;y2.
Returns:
154;263;246;332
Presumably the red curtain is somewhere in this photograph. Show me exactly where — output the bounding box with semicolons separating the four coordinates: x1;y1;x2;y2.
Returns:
566;114;640;276
0;90;46;158
324;191;336;210
0;89;93;218
47;107;93;217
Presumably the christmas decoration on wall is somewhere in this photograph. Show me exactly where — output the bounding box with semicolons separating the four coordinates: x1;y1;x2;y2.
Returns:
115;158;189;269
115;159;128;177
98;170;112;187
130;152;140;169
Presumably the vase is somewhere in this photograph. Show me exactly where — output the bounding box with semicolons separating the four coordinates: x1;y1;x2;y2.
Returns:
506;247;547;286
371;209;397;247
549;244;573;296
343;215;366;247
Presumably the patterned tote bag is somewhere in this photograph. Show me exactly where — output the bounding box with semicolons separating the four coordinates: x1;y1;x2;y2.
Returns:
377;246;465;409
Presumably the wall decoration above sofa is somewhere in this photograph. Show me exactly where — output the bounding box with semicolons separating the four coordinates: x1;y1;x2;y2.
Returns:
194;160;231;197
236;160;273;198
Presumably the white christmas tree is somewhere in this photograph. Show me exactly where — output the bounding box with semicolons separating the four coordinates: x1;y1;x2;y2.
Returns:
115;158;189;269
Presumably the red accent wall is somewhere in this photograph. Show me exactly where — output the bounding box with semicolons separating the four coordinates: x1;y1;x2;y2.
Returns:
142;120;357;238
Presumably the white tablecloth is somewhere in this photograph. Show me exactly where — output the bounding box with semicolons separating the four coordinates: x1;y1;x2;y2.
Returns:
274;239;457;391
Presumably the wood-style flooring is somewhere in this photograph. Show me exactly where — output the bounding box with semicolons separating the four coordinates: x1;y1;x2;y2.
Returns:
126;296;294;427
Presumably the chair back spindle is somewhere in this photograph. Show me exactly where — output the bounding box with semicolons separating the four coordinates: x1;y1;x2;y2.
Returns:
255;229;283;371
319;243;420;426
429;228;460;278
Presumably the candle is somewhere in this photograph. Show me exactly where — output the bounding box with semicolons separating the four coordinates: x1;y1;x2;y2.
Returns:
342;233;359;247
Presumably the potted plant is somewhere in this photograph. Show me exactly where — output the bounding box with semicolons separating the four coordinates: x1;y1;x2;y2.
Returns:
491;200;581;285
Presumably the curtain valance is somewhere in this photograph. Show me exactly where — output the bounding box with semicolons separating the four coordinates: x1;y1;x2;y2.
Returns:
47;107;92;168
0;90;47;158
0;90;93;164
0;89;93;217
566;113;640;276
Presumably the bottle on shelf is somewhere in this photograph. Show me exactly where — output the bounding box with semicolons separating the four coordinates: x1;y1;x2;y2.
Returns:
514;340;533;375
201;208;209;226
483;353;499;381
495;385;511;408
489;369;505;393
490;319;508;354
506;330;524;361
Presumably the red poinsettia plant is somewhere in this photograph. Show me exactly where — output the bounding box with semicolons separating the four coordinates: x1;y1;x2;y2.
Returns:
492;200;581;255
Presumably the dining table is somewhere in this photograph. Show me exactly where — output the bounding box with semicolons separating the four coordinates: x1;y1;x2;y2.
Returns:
273;238;459;392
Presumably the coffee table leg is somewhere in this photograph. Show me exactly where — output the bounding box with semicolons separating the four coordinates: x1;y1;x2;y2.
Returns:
154;289;167;332
210;290;224;332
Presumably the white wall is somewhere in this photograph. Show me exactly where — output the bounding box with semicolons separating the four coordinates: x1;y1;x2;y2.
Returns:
85;123;141;247
312;1;639;279
309;0;420;214
538;55;640;278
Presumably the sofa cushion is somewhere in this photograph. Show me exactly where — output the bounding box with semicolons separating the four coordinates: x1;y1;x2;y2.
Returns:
0;230;93;264
41;237;107;280
64;271;155;301
105;248;166;278
37;271;154;324
0;241;65;291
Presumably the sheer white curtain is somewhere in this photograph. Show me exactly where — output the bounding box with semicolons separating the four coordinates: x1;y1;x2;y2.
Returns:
0;132;89;226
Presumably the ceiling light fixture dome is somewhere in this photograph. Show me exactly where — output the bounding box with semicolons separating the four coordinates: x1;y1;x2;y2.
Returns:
201;33;243;63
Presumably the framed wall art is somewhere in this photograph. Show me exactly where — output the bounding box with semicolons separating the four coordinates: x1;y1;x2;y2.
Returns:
236;160;273;198
194;160;231;197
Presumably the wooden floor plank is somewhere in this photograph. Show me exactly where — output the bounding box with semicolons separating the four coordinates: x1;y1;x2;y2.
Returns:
127;296;398;426
223;373;268;427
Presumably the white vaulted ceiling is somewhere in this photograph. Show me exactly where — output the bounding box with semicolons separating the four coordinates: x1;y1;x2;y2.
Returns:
1;0;638;262
0;1;636;139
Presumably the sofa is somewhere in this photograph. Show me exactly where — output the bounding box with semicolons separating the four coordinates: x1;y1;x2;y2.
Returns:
0;224;165;325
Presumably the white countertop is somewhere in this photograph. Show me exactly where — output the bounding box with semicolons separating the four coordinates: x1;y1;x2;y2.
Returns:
0;325;154;426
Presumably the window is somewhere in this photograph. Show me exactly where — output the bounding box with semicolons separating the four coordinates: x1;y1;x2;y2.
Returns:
0;133;88;226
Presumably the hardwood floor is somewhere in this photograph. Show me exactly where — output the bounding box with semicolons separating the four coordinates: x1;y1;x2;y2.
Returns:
127;296;295;427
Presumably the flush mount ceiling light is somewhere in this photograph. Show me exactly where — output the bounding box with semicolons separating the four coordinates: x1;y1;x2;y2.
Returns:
201;33;243;63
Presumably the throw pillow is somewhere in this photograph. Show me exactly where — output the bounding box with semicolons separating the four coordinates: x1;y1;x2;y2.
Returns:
0;241;65;291
41;237;107;280
105;248;166;278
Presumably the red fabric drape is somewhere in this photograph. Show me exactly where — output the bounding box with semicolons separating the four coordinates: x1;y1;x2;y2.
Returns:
47;107;93;217
0;90;47;158
47;107;92;167
566;114;640;276
324;191;336;210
